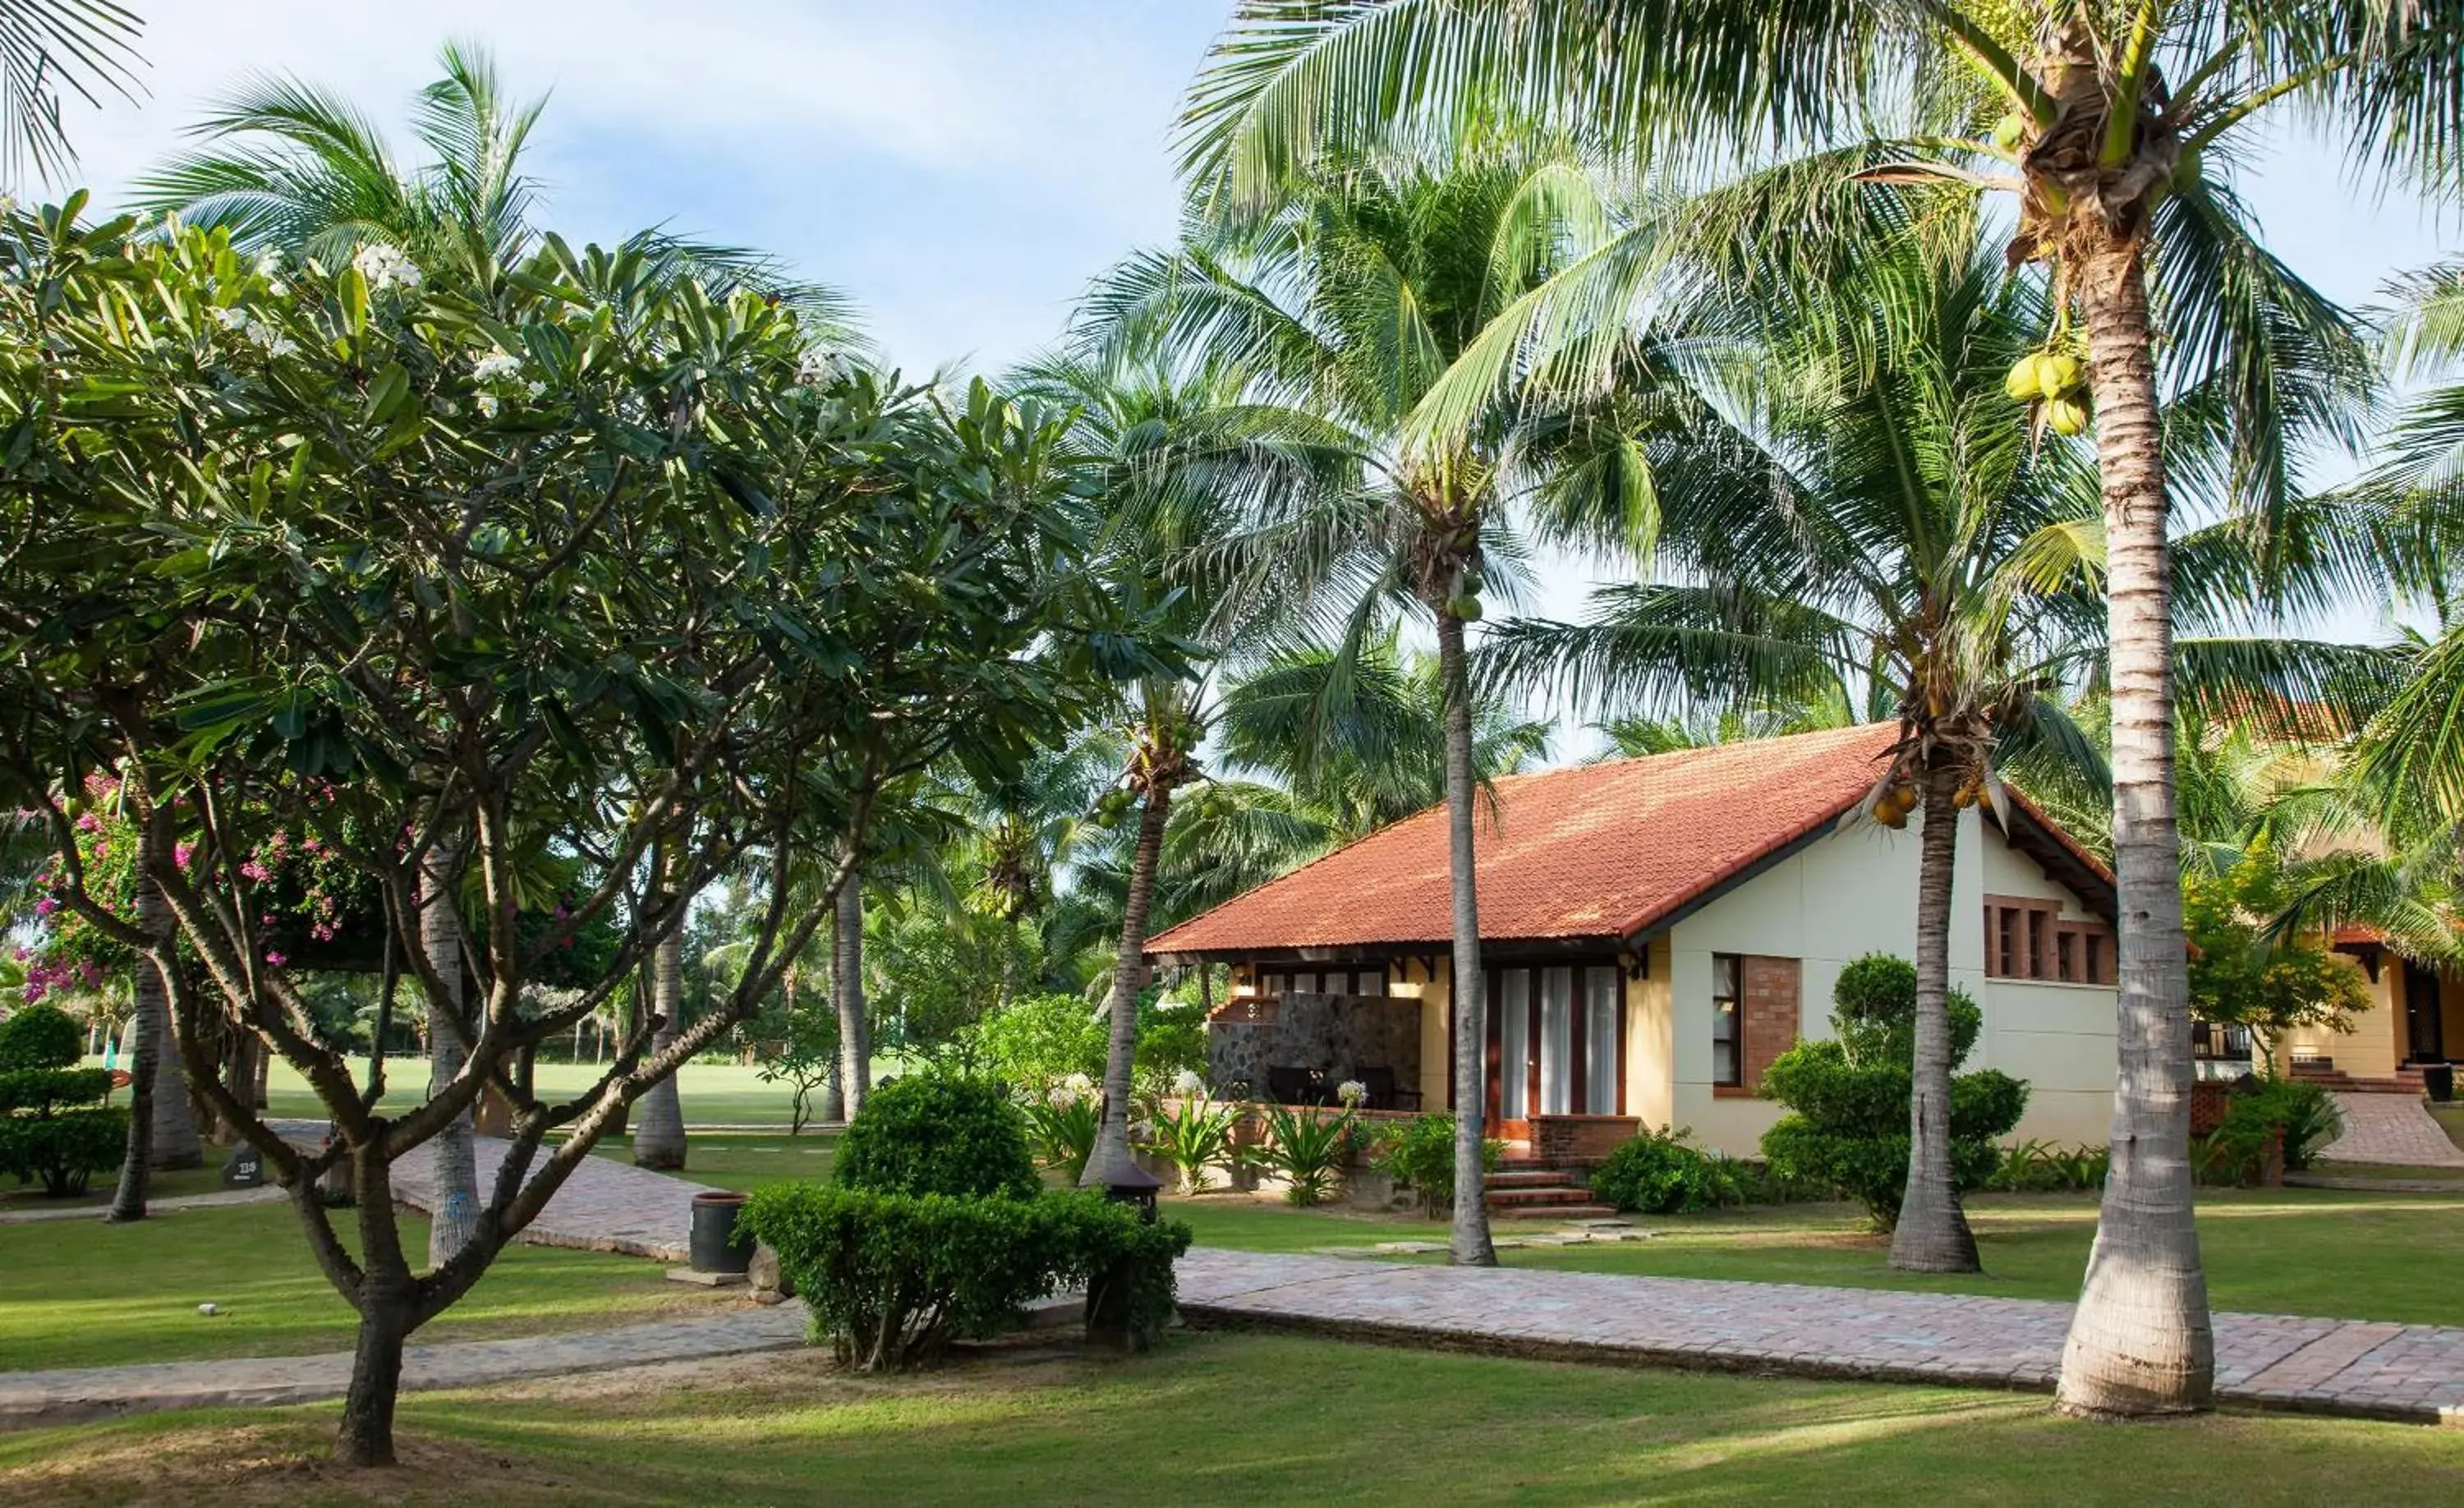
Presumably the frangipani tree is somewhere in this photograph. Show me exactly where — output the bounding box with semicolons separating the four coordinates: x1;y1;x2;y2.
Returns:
1177;0;2460;1414
0;200;1117;1466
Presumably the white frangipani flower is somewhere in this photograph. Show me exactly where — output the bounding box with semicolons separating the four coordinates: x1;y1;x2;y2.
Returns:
471;348;522;385
351;241;421;294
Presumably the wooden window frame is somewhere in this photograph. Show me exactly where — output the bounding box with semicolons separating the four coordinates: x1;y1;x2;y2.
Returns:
1985;896;2114;985
1483;956;1628;1122
1710;952;1743;1088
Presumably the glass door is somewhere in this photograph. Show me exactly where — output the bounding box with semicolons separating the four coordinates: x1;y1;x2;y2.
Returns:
1496;968;1530;1120
1538;967;1574;1114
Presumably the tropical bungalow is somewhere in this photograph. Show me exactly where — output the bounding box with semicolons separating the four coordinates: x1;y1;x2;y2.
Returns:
2273;926;2464;1094
1147;724;2122;1163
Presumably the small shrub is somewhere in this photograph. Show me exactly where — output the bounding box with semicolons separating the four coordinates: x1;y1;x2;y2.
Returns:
1759;952;2029;1230
2202;1078;2343;1184
1987;1138;2110;1193
0;1005;124;1198
833;1073;1039;1200
1590;1127;1744;1215
738;1184;1191;1370
0;1108;128;1197
1257;1104;1358;1207
1022;1087;1101;1184
0;1005;81;1073
1142;1097;1244;1193
1368;1114;1502;1216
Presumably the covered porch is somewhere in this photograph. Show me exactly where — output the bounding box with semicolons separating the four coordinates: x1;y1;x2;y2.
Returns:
1188;949;1643;1164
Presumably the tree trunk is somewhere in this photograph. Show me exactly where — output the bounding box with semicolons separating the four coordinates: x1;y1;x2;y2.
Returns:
835;867;871;1118
421;841;480;1270
2057;230;2213;1416
144;898;201;1166
336;1149;413;1467
1889;756;1979;1271
632;926;688;1170
1083;776;1173;1190
108;811;178;1221
1436;610;1496;1267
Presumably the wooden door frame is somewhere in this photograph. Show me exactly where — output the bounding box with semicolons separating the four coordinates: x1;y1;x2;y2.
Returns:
1484;958;1626;1130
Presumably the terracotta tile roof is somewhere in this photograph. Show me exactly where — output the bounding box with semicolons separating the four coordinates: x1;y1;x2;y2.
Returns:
1148;723;1903;958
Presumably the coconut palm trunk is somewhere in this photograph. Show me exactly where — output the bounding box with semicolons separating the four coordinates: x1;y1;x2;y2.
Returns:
632;926;688;1169
1890;755;1979;1270
2057;234;2213;1414
1083;771;1174;1189
421;840;480;1268
834;867;870;1117
1437;609;1497;1267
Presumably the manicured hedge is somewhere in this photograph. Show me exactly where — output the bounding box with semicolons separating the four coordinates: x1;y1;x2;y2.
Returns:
0;1005;126;1198
0;1107;129;1197
741;1183;1191;1371
832;1073;1040;1200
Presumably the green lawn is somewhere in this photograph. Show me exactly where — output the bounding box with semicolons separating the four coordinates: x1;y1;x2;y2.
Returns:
0;1202;726;1372
5;1332;2462;1506
583;1129;838;1188
1166;1185;2464;1327
255;1058;842;1126
0;1161;228;1212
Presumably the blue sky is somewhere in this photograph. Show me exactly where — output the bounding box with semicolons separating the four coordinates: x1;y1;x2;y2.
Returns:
58;2;2462;745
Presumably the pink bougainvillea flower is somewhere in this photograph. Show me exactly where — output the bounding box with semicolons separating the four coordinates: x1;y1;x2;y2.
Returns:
264;950;288;968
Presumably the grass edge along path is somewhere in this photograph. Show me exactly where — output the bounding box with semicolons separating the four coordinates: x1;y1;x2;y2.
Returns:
6;1335;2464;1507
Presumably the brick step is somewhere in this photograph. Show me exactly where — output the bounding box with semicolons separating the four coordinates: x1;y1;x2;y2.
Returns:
1495;1202;1620;1221
1485;1169;1579;1188
1486;1185;1599;1207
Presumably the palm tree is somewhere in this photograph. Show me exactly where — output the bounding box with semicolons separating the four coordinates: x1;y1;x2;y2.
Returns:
1492;225;2118;1270
0;1;141;191
1075;152;1623;1265
1176;0;2459;1414
1220;632;1555;841
130;41;855;329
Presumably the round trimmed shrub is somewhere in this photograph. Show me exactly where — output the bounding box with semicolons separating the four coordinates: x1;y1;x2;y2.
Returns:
0;1004;81;1073
1590;1128;1742;1215
833;1074;1039;1199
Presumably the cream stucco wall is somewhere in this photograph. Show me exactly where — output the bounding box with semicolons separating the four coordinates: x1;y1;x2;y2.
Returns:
1659;807;2117;1154
1358;808;2117;1150
2281;959;2400;1078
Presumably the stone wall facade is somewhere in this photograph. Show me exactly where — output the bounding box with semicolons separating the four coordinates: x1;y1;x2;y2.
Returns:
1207;993;1422;1101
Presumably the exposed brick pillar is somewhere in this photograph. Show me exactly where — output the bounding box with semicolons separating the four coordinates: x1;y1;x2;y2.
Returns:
1739;956;1801;1092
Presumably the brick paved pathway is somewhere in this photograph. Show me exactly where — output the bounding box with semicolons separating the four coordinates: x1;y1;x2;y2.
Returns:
2315;1094;2464;1168
269;1120;710;1262
1175;1249;2464;1425
0;1306;809;1428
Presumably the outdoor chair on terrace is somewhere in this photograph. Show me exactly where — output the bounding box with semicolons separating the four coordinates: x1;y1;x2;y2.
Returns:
1266;1065;1323;1106
1355;1065;1420;1112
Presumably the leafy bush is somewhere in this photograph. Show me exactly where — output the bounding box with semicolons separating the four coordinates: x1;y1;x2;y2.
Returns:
0;1005;125;1197
0;1108;128;1197
739;1183;1191;1370
833;1073;1039;1200
1986;1138;2111;1193
1143;1096;1245;1193
1368;1114;1502;1216
0;1005;80;1073
2202;1078;2343;1184
968;992;1107;1095
1130;997;1209;1096
1590;1127;1745;1214
1022;1086;1101;1184
1758;952;2030;1230
0;1067;112;1114
1257;1104;1358;1207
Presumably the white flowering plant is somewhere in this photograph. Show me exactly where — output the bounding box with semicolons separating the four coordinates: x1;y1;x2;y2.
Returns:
1335;1079;1368;1109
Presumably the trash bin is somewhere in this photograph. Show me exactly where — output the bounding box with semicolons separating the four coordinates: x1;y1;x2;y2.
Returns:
688;1191;756;1274
2422;1063;2454;1103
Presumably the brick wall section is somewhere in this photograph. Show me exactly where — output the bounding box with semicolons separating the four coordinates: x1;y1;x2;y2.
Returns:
1532;1115;1642;1165
1739;956;1801;1093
